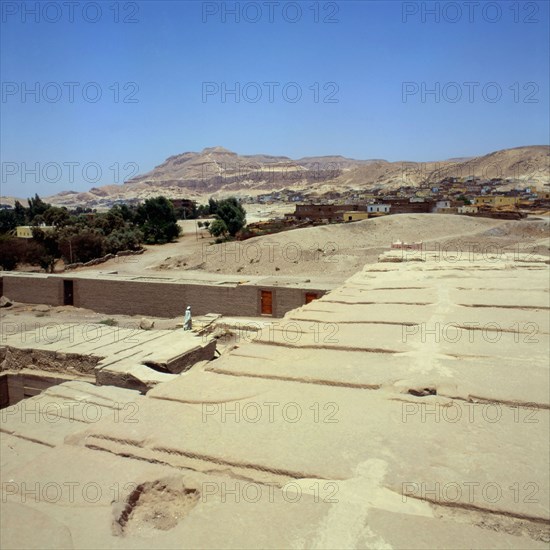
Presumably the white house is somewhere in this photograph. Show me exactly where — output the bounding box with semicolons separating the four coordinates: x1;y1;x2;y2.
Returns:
458;205;478;214
433;200;451;212
367;204;390;214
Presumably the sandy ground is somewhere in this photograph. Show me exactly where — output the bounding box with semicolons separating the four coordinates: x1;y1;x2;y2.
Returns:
62;212;550;285
152;214;550;282
68;203;289;276
1;303;182;331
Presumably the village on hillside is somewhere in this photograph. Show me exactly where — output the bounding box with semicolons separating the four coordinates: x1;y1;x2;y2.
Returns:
255;177;550;223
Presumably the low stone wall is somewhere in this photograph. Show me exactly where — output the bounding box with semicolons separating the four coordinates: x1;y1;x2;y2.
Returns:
64;249;144;270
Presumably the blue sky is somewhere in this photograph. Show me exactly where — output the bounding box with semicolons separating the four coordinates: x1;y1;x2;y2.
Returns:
1;0;549;197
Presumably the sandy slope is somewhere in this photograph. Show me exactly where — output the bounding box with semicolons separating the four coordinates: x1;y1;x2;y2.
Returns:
153;214;549;281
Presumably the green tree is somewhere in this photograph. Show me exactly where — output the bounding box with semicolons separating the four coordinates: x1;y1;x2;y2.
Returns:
25;240;57;273
13;201;27;225
208;198;219;215
43;206;70;228
111;204;137;223
0;209;17;233
215;197;246;237
136;196;181;244
32;227;60;272
30;214;46;226
174;201;197;220
92;210;126;234
105;227;143;254
197;204;209;217
58;230;105;264
27;194;49;221
208;218;228;238
0;237;24;270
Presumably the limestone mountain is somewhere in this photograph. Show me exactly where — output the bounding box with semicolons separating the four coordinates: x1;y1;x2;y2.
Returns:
5;145;544;208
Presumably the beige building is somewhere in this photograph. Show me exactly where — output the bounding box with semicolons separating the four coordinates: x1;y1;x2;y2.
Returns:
16;225;54;238
474;196;518;207
343;211;369;222
15;226;34;238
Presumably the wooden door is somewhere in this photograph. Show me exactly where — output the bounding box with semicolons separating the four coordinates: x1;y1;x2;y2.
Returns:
260;290;273;315
305;292;318;304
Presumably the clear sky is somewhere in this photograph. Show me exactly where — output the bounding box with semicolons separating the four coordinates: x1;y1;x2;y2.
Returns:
1;0;549;197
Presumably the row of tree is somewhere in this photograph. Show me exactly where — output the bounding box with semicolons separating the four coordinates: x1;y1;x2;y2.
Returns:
0;195;247;271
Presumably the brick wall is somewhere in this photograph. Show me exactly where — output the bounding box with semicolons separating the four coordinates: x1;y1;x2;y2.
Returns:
1;275;326;318
2;275;61;305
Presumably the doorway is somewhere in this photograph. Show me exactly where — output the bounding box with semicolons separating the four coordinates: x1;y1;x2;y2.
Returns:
260;290;273;315
63;280;74;306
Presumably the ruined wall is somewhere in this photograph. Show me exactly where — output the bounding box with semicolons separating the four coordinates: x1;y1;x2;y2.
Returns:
1;275;326;318
0;371;78;408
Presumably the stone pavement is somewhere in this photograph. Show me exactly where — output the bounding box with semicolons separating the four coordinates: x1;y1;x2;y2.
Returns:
1;253;549;549
1;323;216;393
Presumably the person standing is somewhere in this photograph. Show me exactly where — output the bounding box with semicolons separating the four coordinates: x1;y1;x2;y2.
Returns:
183;306;192;330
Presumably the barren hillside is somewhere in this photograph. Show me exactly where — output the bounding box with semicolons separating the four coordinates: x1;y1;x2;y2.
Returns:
32;145;549;208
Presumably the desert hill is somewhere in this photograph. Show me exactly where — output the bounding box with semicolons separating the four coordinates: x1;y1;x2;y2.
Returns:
1;145;547;209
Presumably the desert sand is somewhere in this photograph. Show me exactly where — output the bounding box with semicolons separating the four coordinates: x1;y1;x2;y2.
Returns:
155;214;550;281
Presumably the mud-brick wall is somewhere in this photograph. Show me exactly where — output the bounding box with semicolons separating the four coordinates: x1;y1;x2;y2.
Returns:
2;276;61;306
74;279;324;318
272;287;321;317
1;275;326;318
73;279;261;317
75;279;188;317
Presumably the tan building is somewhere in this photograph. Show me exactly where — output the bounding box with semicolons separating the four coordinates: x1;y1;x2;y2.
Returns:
15;226;34;238
343;211;369;222
474;196;518;207
16;225;55;238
